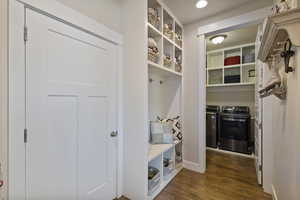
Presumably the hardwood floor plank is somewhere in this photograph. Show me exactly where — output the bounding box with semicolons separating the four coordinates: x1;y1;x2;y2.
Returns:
120;149;272;200
155;150;272;200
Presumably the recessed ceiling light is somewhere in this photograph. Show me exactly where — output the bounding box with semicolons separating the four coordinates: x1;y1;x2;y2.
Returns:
210;35;227;45
196;0;208;8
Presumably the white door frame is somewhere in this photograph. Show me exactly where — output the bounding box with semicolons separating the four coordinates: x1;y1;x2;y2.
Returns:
0;0;9;199
9;0;124;198
196;5;270;188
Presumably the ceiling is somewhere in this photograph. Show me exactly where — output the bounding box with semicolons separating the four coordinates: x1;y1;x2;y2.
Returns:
163;0;273;25
206;24;258;51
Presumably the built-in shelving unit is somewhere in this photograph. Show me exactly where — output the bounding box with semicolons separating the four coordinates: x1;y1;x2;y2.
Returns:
206;43;256;87
147;0;184;199
147;0;183;79
148;143;183;199
123;0;184;198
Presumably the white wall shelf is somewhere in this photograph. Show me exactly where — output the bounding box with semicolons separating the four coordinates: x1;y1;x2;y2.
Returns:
148;61;182;77
147;22;182;51
148;23;162;37
206;82;255;87
148;144;174;162
206;43;256;87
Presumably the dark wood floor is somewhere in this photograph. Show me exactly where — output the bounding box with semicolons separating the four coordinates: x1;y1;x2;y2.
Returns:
120;149;272;200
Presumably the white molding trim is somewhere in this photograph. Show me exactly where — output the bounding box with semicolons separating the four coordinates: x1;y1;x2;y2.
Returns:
197;34;207;173
16;0;123;45
206;147;255;159
183;160;204;173
0;0;8;199
271;185;278;200
198;6;271;36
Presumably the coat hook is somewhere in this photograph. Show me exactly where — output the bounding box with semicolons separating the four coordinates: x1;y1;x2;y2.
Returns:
159;80;163;84
149;78;153;83
281;39;294;73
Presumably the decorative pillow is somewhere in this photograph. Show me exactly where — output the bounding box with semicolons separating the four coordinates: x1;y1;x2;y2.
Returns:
150;121;173;144
157;116;182;141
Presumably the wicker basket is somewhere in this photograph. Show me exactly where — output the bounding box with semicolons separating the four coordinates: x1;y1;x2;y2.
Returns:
175;63;182;73
148;51;159;63
148;13;160;30
164;25;174;40
164;57;173;68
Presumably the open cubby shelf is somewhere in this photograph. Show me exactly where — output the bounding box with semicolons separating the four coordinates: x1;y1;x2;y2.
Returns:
147;0;183;79
206;43;256;87
148;143;183;199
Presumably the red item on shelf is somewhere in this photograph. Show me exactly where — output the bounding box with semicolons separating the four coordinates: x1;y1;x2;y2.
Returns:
224;56;240;66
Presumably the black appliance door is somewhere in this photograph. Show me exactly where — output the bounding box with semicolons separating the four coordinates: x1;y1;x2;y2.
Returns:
206;112;218;148
220;117;249;141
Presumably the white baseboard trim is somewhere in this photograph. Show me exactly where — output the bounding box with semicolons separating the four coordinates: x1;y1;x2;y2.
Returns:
183;160;204;173
271;185;278;200
206;147;254;159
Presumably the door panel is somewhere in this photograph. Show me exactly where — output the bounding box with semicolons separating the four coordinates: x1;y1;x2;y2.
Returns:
26;9;117;200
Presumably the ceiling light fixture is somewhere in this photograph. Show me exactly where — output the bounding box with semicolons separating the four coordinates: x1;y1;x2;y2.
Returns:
196;0;208;8
210;35;227;45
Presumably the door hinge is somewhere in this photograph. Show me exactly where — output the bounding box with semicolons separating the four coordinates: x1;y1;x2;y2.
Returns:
24;129;28;143
24;26;28;42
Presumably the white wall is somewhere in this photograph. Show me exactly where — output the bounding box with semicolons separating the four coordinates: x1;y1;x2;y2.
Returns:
0;0;8;199
267;47;300;200
148;73;182;121
207;89;255;116
121;0;149;199
56;0;122;33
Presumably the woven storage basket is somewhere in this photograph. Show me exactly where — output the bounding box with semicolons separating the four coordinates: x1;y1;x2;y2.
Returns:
148;13;160;30
164;57;172;68
148;51;159;63
164;26;173;40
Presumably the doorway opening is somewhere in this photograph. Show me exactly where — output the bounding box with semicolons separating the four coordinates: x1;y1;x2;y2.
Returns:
204;24;263;185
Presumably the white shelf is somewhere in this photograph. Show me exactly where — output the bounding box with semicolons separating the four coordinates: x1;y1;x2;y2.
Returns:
148;164;183;200
163;34;182;50
206;82;255;87
148;23;182;51
206;66;223;70
224;64;241;69
148;61;182;77
148;144;174;162
242;62;255;66
148;23;162;37
206;43;256;87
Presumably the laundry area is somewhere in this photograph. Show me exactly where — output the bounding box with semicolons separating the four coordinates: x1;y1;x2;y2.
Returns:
205;25;257;153
205;24;263;183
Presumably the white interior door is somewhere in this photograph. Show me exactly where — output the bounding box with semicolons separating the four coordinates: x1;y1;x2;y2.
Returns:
254;24;263;185
26;9;118;200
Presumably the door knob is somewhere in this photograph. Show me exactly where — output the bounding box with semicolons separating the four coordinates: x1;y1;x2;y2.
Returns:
110;131;118;137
